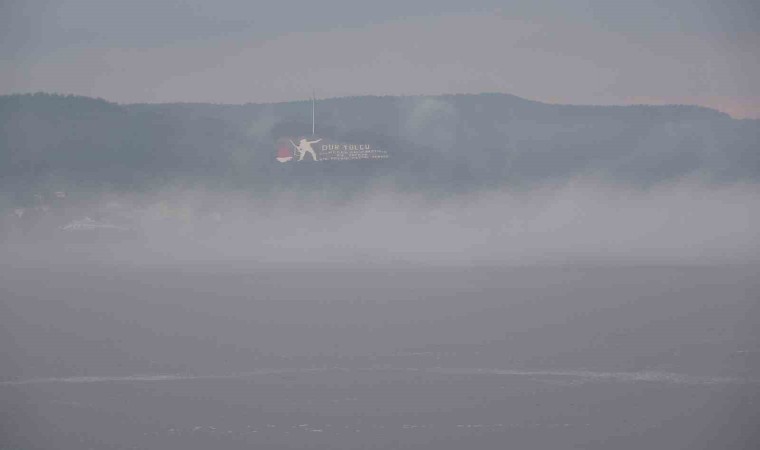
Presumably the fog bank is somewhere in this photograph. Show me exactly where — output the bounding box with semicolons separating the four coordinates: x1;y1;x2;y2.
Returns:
3;179;759;267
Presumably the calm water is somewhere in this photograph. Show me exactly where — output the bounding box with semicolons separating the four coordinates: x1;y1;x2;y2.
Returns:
2;264;759;449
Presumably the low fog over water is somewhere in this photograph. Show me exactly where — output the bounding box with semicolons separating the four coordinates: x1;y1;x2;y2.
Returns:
3;178;760;449
3;180;760;266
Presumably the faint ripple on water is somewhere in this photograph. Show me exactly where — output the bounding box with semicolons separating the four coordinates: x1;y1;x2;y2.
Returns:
1;366;758;387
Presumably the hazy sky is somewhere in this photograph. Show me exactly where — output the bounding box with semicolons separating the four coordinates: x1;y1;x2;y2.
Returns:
2;0;759;117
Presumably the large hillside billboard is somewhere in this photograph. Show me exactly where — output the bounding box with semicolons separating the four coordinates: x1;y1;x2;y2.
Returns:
276;137;389;163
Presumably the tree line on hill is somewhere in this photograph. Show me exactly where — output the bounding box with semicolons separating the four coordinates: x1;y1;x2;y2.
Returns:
1;92;758;203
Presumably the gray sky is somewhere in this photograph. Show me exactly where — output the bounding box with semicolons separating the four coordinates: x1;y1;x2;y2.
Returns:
2;0;759;117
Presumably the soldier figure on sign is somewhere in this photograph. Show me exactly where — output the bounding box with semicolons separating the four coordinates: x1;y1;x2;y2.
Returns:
291;138;321;161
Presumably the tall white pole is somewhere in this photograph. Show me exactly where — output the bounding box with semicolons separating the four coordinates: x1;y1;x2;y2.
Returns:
311;91;315;136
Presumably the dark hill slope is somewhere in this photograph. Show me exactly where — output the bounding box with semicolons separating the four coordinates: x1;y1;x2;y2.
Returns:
2;93;758;194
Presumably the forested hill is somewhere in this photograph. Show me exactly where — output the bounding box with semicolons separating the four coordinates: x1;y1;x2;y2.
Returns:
2;92;758;195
